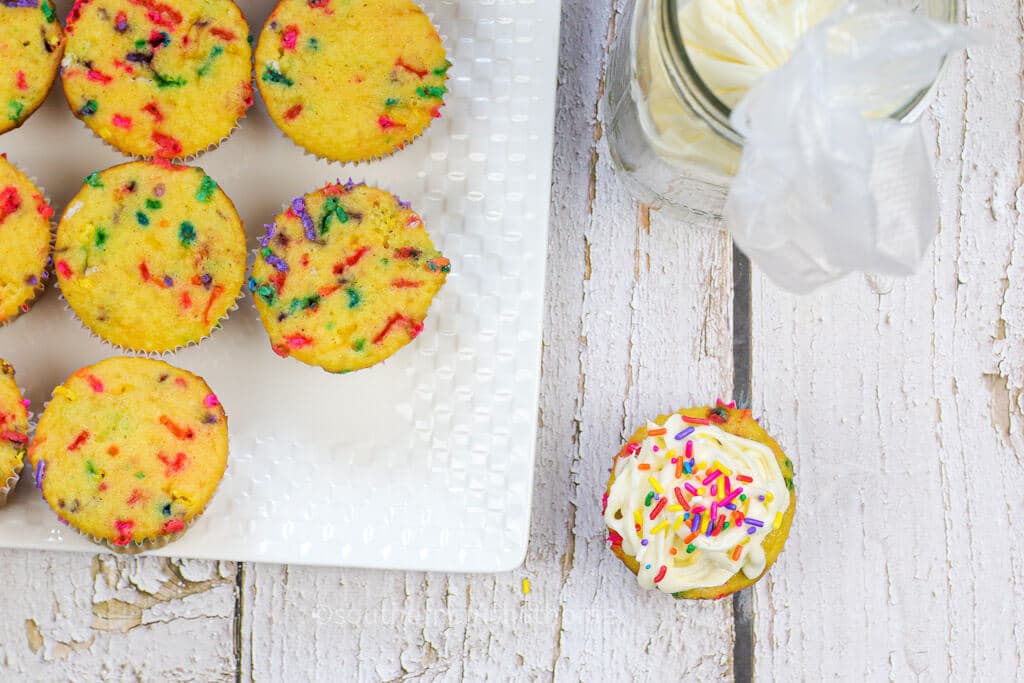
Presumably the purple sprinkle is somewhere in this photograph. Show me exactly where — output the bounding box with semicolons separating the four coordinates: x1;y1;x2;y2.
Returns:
725;503;737;510
202;412;219;424
690;513;701;533
259;223;277;248
640;539;649;546
674;427;695;441
25;274;38;285
747;527;757;535
163;275;173;287
3;0;39;7
746;518;764;528
345;178;356;191
201;273;213;287
652;493;660;501
115;15;128;31
34;461;45;489
398;198;412;209
291;197;316;241
126;52;149;63
758;495;765;501
154;184;165;198
265;253;289;272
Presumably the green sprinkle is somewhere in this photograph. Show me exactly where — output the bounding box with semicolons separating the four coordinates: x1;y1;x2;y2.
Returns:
352;338;366;352
84;172;103;188
79;99;98;117
196;175;217;202
262;65;293;86
346;287;361;309
134;39;147;49
379;258;390;266
416;85;447;99
723;522;730;530
7;100;24;123
319;197;349;234
644;491;654;507
784;458;793;469
786;478;794;491
385;97;399;107
686;544;696;554
260;247;271;258
136;211;150;227
178;221;196;247
135;472;146;480
432;62;452;76
85;460;98;477
197;45;224;77
145;198;162;210
326;321;336;331
154;72;186;88
161;503;172;516
94;228;108;249
41;1;55;22
257;285;276;305
307;37;319;51
739;494;747;502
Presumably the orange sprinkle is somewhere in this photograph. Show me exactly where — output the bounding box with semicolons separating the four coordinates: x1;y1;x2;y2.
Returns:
683;532;698;544
675;457;683;478
731;545;743;561
637;463;651;470
647;428;667;436
669;547;678;556
736;474;754;483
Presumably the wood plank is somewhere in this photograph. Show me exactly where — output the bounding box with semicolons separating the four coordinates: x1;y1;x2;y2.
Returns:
749;1;1024;678
241;1;738;679
0;552;236;680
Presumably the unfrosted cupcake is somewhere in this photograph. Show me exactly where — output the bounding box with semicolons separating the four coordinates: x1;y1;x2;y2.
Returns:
603;402;796;599
0;359;29;506
28;357;228;552
0;153;54;325
251;181;450;373
255;0;450;163
61;0;252;158
55;161;247;352
0;0;65;134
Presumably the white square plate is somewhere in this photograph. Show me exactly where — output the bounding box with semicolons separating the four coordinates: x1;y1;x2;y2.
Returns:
0;0;559;572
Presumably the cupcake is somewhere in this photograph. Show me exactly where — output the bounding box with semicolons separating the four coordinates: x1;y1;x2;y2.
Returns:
0;0;65;134
250;181;450;373
254;0;450;163
0;359;30;506
61;0;252;159
0;153;54;325
55;161;247;353
603;402;796;599
27;356;228;552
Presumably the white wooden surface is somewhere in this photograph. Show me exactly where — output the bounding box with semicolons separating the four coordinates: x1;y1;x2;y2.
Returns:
0;0;1019;680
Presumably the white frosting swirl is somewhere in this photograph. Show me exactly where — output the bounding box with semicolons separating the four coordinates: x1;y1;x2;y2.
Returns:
604;412;791;594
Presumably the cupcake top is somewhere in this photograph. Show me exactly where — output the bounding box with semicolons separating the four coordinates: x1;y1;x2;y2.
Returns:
604;406;793;595
0;154;54;325
0;359;30;484
251;181;450;373
61;0;252;158
55;161;246;352
255;0;449;163
0;1;65;134
28;357;228;548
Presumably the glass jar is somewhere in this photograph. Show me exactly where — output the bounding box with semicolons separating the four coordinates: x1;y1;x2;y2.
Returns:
602;0;958;217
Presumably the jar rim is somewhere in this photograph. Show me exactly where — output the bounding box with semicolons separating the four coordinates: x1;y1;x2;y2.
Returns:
656;0;960;146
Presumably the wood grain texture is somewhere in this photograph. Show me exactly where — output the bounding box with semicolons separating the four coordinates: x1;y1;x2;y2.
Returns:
749;0;1024;679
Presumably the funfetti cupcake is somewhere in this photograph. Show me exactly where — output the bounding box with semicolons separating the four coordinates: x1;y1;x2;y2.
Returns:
55;161;247;353
603;402;796;600
0;153;54;326
61;0;252;159
0;359;30;506
0;0;65;135
250;181;450;373
255;0;450;163
28;357;229;552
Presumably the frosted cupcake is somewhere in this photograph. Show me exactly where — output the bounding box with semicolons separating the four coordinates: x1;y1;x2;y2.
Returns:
255;0;450;163
28;357;229;552
603;402;796;599
251;181;449;373
0;0;65;134
61;0;252;158
55;161;247;353
0;153;54;325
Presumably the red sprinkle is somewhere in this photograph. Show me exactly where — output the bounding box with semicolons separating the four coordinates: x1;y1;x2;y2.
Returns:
373;313;423;344
333;246;370;274
0;186;22;223
152;131;183;157
56;260;73;279
395;57;428;78
142;101;164;122
128;0;182;27
281;25;298;50
180;291;192;309
112;114;133;129
15;71;28;91
653;566;668;584
682;416;711;426
673;487;691;511
113;520;134;546
736;474;754;483
87;69;112;84
285;333;313;349
209;26;236;41
33;194;54;219
126;489;145;506
649;497;668;520
0;431;27;445
139;261;151;281
86;375;105;393
112;59;135;74
68;430;90;451
163;519;185;534
283;103;303;121
157;451;188;476
377;115;404;130
159;416;194;440
391;279;422;289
